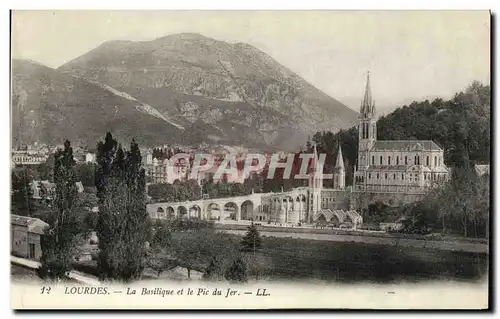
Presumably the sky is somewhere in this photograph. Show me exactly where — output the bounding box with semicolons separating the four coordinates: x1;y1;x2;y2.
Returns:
11;10;490;113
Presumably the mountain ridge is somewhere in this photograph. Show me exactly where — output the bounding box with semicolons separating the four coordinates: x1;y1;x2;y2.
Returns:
13;33;358;151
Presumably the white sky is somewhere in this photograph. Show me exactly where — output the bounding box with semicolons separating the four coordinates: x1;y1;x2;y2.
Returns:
11;10;490;112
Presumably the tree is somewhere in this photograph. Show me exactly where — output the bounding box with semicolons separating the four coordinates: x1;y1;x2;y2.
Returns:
224;258;248;283
75;163;96;187
151;220;172;249
146;253;178;277
38;140;83;280
95;133;151;282
241;223;262;253
171;230;211;279
11;168;34;216
203;255;224;281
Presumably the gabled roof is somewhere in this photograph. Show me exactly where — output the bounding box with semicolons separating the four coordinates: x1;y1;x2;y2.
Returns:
372;140;442;151
11;214;49;235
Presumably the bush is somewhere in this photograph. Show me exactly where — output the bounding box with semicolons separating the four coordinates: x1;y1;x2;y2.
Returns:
224;258;247;283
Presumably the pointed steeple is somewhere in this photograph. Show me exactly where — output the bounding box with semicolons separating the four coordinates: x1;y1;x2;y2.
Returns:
360;71;375;117
310;144;318;172
335;143;344;169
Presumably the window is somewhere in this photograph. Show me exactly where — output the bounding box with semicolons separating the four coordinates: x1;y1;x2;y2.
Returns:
385;173;388;179
372;156;375;165
426;156;429;166
380;156;383;165
402;173;404;180
393;173;396;179
388;156;391;165
377;173;380;179
396;156;399;165
368;173;372;179
434;156;437;166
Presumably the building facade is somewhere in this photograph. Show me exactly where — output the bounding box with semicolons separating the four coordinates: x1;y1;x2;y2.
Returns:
352;72;449;208
11;150;49;166
11;215;48;261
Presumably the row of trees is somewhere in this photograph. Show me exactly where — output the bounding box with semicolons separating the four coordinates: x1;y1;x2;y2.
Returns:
148;179;202;202
146;221;263;282
37;132;264;283
147;152;319;203
400;164;489;238
37;133;152;282
11;162;96;217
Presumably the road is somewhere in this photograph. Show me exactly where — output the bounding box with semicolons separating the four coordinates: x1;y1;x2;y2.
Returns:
221;230;488;253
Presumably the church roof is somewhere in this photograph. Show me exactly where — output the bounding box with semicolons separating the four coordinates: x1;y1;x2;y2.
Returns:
371;140;442;151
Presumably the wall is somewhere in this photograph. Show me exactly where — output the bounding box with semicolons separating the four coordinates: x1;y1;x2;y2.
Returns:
11;225;28;258
11;225;43;261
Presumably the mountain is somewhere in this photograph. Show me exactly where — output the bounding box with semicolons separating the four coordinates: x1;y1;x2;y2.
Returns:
11;59;185;148
57;33;358;150
12;33;358;151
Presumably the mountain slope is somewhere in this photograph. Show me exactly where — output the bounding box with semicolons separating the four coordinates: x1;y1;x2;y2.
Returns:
11;59;185;148
58;33;358;150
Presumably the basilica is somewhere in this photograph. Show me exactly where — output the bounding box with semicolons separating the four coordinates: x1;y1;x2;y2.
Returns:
351;72;449;208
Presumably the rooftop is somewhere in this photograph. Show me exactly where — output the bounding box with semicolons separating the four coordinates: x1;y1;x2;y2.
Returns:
11;214;49;235
372;140;442;151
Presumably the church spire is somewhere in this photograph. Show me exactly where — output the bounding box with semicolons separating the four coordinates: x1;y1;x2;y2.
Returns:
310;144;318;172
335;143;344;169
361;71;375;117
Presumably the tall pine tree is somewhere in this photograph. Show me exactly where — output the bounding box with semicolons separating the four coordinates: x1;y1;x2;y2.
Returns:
95;134;151;282
241;223;262;253
39;140;81;280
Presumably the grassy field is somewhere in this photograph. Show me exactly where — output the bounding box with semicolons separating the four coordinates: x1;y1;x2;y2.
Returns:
33;229;487;284
170;231;488;284
251;235;488;283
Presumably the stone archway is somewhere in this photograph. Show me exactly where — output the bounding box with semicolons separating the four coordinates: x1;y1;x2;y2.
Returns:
223;202;239;220
240;200;254;220
157;207;165;219
189;205;202;219
177;206;188;219
166;206;176;220
206;203;220;221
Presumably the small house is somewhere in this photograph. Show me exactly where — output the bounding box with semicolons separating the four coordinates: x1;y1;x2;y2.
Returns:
11;214;49;261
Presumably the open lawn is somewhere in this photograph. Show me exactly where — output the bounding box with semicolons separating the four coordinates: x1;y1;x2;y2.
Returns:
170;230;488;284
252;235;488;283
